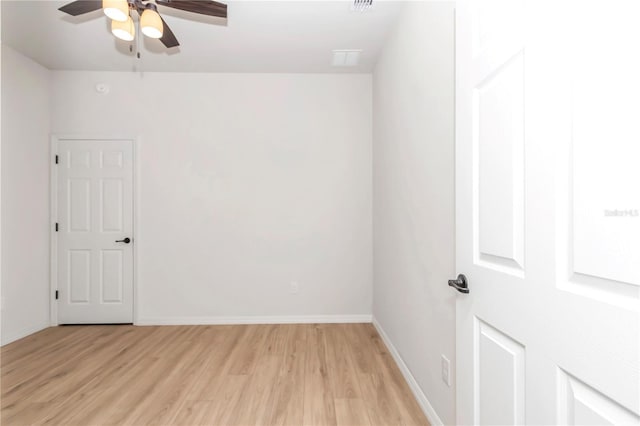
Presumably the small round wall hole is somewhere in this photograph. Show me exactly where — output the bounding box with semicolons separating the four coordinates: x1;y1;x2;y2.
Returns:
95;83;110;95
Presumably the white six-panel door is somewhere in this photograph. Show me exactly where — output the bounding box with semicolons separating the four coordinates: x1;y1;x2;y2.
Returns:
456;0;639;424
56;138;134;324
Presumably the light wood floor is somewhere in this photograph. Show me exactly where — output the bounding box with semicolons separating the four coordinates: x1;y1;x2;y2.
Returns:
1;324;429;426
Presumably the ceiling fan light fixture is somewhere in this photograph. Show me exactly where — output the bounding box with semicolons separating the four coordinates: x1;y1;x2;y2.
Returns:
141;7;163;39
112;15;135;41
103;0;129;22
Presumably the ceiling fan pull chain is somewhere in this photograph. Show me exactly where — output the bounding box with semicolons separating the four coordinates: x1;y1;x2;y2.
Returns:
135;14;141;60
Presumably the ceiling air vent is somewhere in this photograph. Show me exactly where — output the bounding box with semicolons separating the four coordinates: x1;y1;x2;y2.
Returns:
332;50;362;67
352;0;373;12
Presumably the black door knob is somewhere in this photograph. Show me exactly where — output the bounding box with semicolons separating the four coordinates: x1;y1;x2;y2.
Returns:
448;274;469;294
115;237;131;244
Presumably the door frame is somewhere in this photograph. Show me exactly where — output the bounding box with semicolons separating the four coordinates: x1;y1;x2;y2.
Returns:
49;134;140;326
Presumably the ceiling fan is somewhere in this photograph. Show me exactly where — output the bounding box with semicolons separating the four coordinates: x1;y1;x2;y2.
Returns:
58;0;228;48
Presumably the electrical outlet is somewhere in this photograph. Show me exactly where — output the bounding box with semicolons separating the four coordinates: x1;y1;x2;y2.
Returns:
441;355;451;387
290;281;299;295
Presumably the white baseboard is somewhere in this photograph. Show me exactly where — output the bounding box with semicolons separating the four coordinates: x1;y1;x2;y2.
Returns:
372;316;444;426
136;314;372;326
1;322;49;346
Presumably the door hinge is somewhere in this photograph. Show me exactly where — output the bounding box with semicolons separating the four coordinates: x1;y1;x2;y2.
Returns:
55;290;59;300
55;222;59;232
55;155;59;164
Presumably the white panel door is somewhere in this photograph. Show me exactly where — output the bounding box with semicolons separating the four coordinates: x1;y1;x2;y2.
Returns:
456;1;640;424
57;139;134;324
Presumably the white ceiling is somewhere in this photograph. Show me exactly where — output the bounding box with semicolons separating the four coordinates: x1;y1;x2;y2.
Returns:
1;0;404;72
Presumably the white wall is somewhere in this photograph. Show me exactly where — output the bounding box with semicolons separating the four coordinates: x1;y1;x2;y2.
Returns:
372;2;456;425
51;71;373;323
1;45;51;345
0;7;3;345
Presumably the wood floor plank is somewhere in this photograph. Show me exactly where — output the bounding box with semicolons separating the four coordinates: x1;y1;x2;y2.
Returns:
227;324;268;375
304;372;337;426
358;372;405;426
304;324;337;426
343;324;380;375
305;324;330;376
267;324;307;426
335;398;372;426
121;327;213;425
374;352;430;426
1;323;430;426
226;325;291;425
172;399;216;426
151;327;243;426
204;374;251;425
324;324;363;399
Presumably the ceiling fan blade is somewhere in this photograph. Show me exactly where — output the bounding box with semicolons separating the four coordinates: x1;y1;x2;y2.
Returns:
160;16;180;48
58;0;103;16
155;0;227;19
